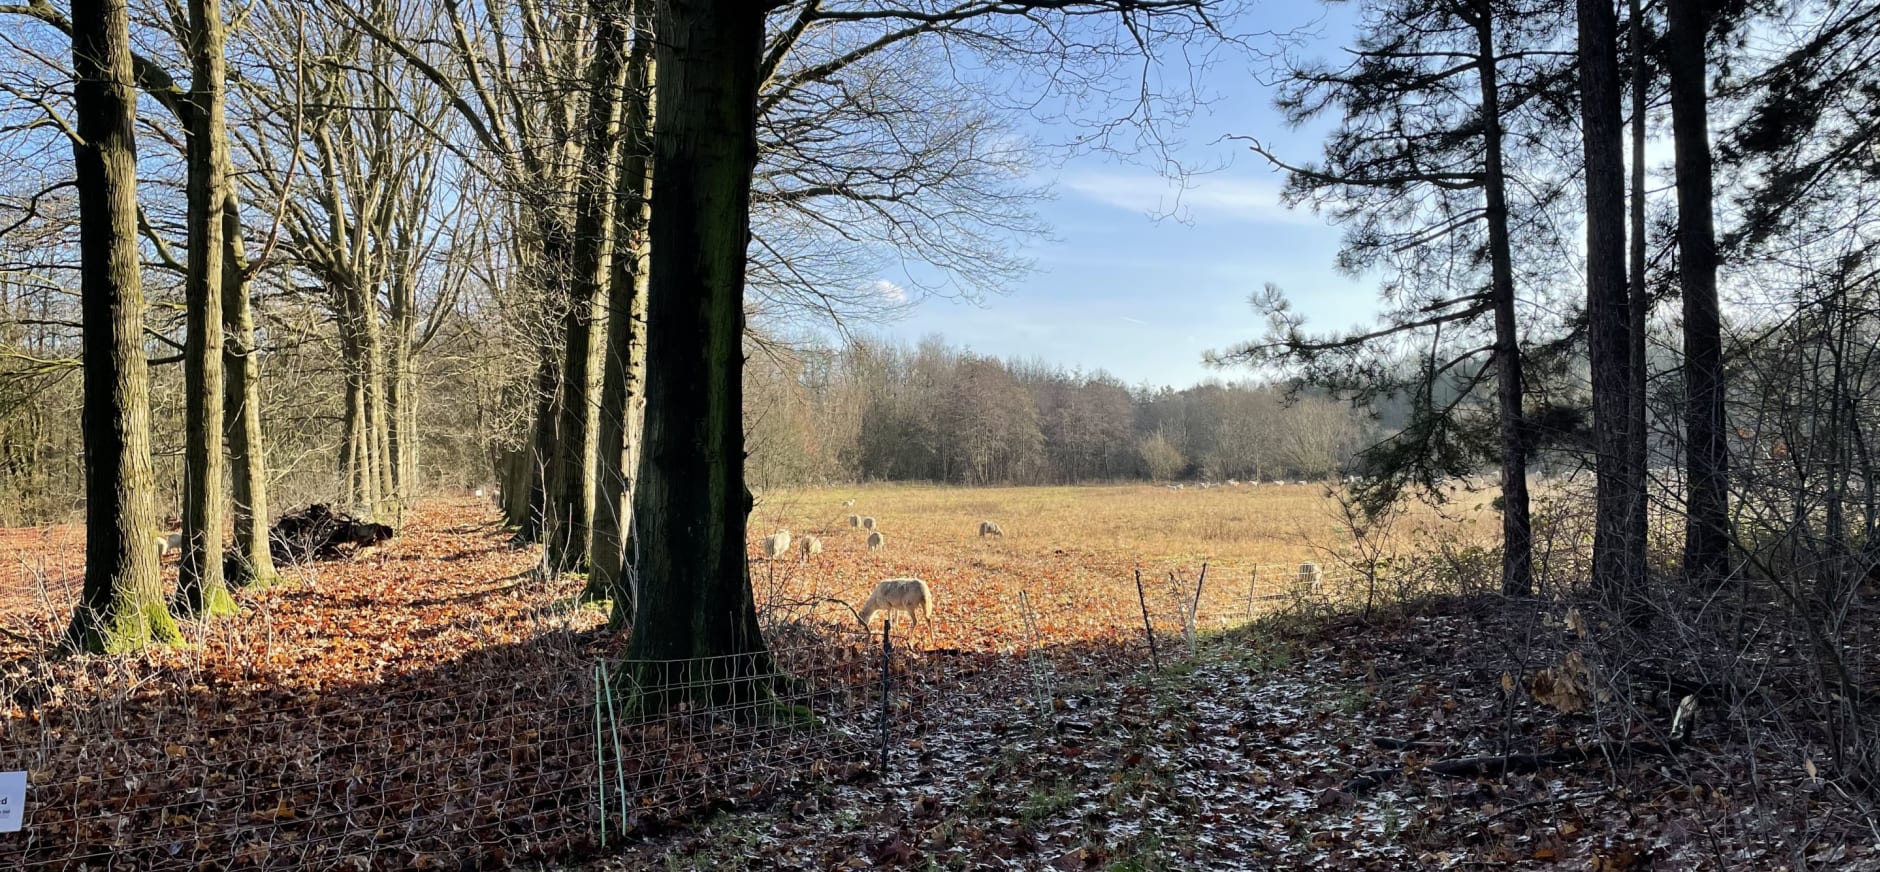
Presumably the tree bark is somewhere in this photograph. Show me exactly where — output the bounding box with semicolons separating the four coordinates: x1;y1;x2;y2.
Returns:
220;175;278;586
67;0;181;651
544;2;630;575
176;0;233;617
1472;2;1534;598
1668;0;1731;587
1627;0;1651;596
1579;0;1648;617
623;0;777;708
588;0;655;621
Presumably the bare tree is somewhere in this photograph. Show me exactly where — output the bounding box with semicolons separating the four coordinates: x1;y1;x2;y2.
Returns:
65;0;180;650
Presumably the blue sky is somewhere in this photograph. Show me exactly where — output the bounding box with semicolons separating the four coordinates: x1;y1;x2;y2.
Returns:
875;4;1375;390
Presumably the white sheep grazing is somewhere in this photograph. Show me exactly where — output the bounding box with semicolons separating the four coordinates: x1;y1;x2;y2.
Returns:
1297;561;1324;589
842;499;856;507
861;516;877;531
858;577;932;628
799;535;823;558
760;530;792;559
867;530;885;551
979;520;1003;537
849;514;862;528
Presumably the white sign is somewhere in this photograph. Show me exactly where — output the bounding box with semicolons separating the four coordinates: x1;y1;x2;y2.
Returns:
0;771;24;833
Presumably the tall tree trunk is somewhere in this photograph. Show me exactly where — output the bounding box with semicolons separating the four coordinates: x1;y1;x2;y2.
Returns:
545;6;630;574
514;341;558;540
1668;0;1730;587
176;0;233;617
1579;0;1648;617
221;176;278;585
623;0;776;707
67;0;181;651
588;1;655;621
1472;2;1534;598
1627;0;1651;591
365;299;394;513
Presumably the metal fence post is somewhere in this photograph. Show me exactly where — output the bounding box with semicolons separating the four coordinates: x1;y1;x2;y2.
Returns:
878;618;892;777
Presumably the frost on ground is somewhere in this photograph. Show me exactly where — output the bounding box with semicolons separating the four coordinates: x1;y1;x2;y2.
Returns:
581;599;1874;871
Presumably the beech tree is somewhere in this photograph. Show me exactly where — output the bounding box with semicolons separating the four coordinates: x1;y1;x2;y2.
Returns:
174;0;233;616
65;0;180;651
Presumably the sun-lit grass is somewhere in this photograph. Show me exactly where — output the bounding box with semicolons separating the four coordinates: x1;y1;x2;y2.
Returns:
748;482;1495;650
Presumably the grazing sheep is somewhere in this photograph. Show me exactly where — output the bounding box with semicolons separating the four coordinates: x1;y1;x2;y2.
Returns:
1295;480;1309;486
474;487;485;498
799;535;823;558
979;520;1004;537
760;530;792;559
849;514;862;528
867;530;885;551
842;499;856;507
861;516;877;530
858;577;932;628
1227;479;1240;487
1297;561;1324;589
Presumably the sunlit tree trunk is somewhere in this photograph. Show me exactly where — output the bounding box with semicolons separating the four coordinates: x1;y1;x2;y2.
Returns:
588;0;655;620
67;0;181;651
221;176;277;585
545;2;631;574
176;0;233;616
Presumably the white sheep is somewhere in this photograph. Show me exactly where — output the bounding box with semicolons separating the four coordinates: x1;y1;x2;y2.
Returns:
979;520;1003;537
861;516;877;530
760;530;792;559
867;530;885;551
154;531;180;559
842;499;856;507
799;535;823;558
858;577;932;628
1297;561;1324;589
849;514;862;528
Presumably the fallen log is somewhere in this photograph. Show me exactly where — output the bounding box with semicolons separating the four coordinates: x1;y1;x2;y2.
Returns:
270;503;397;564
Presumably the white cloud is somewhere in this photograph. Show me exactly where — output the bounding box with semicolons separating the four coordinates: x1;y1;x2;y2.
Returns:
1061;171;1325;227
871;279;909;304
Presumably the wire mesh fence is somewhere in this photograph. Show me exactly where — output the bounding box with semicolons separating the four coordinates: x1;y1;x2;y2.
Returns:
0;546;1426;871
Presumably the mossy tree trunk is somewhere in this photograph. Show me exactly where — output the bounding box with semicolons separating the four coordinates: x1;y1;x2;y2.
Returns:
175;0;233;617
221;176;278;586
67;0;182;652
622;0;776;709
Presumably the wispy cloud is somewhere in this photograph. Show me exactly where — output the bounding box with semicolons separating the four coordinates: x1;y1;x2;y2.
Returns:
872;279;909;304
1060;171;1325;227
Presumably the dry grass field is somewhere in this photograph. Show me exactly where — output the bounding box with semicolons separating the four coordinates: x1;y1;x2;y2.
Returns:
748;482;1496;651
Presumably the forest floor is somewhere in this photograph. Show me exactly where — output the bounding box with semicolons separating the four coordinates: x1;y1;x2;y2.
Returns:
0;489;1869;870
575;597;1871;871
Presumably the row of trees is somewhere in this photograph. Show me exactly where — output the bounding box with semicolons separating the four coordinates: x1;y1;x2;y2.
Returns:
1222;0;1779;615
743;336;1373;487
1;0;1235;697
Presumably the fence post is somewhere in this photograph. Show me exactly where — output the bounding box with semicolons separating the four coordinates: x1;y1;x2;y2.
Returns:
878;618;892;777
1134;569;1160;670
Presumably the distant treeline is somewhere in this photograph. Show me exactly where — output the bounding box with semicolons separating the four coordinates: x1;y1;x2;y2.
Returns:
743;336;1375;487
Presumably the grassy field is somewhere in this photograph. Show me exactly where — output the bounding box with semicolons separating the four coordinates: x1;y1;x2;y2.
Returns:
748;482;1494;650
